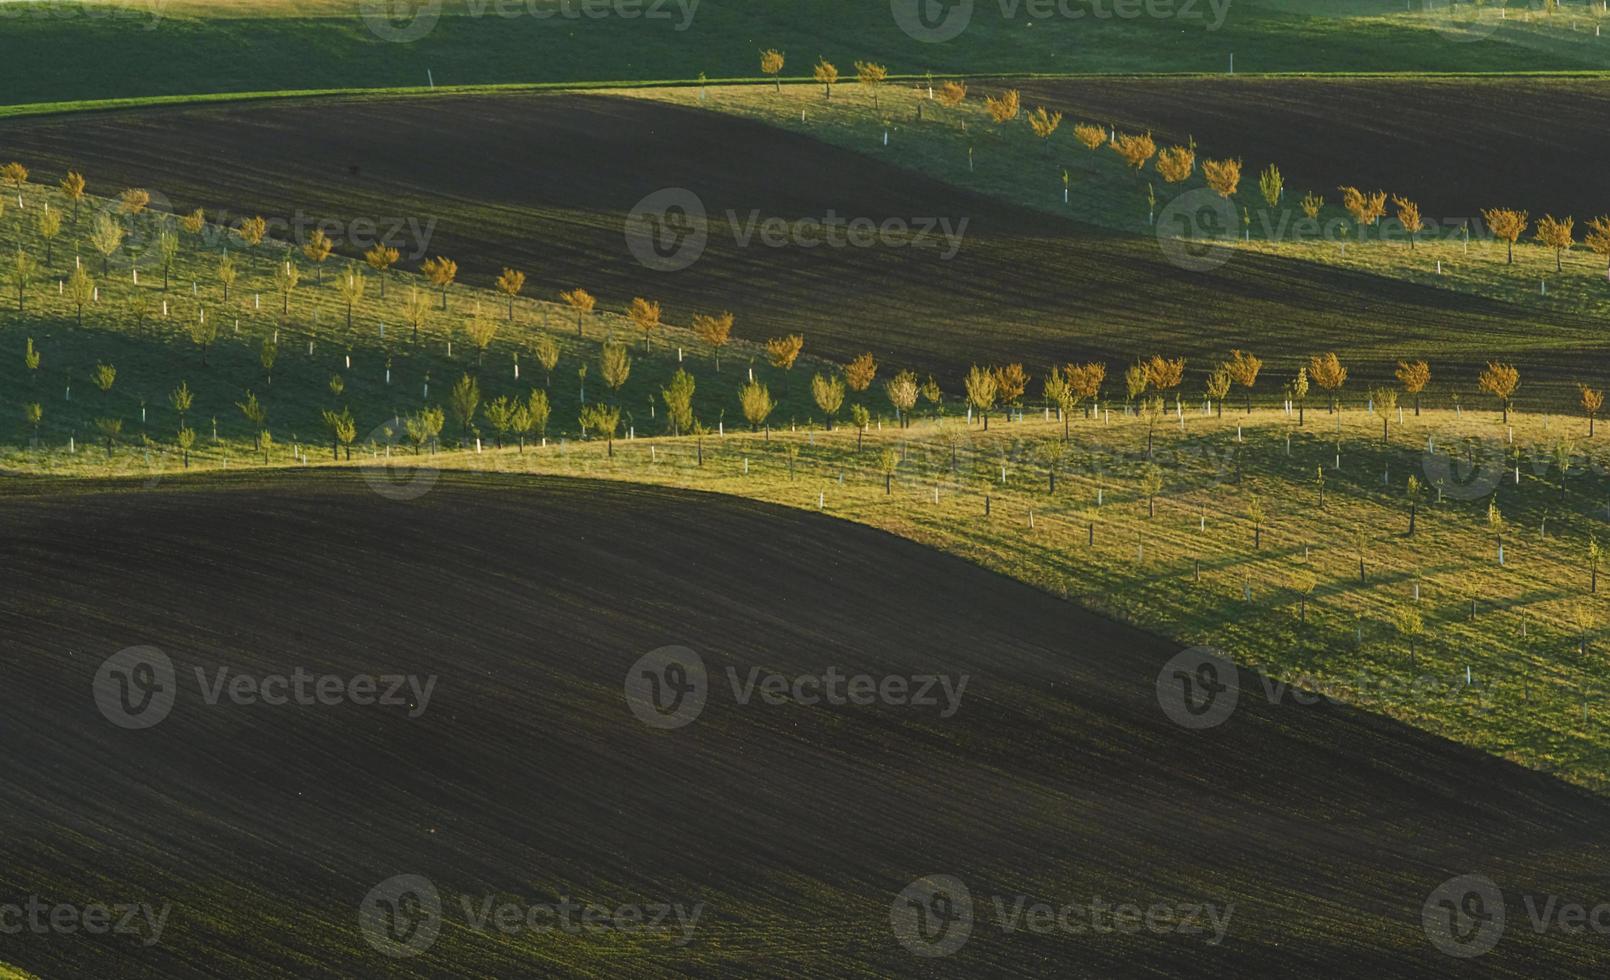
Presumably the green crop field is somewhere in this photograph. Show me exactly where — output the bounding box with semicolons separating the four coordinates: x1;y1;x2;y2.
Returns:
2;0;1609;111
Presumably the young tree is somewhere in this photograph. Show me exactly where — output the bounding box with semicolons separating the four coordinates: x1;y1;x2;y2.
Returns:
1477;361;1520;423
1204;367;1231;417
1300;192;1323;220
1042;366;1073;438
1488;497;1506;560
217;251;238;299
1067;361;1105;417
9;249;38;312
482;396;516;449
525;388;551;444
1393;606;1424;670
302;228;334;283
1111;132;1157;175
740;379;774;434
0;162;28;206
151;227;179;290
1139;462;1163;517
1144;355;1186;397
965;364;998;430
1482;207;1529;265
180;207;206;236
1123;362;1148;407
1405;474;1421;536
885;369;918;427
936;81;967;108
1155;146;1194;183
492;267;526;320
1586;215;1610;278
449;373;481;444
878;446;899;495
119;188;151;219
67;266;93;326
559;287;596;336
845;352;877;393
1026;106;1063;146
1289;567;1317;624
760;49;785;92
1258;164;1283;208
1395;360;1430;415
271;257;297;312
580;403;622;456
176;424;195;468
93;417;123;457
1246;494;1266;549
60;171;86;224
93;362;116;403
168;380;194;427
984;89;1020;124
531;333;559;386
813;57;838;99
1225;349;1261;413
849;403;872;450
1202;158;1241;198
462;307;498;367
627;296;662;350
993;363;1029;415
405;406;445;454
88;213;124;275
600;340;631;402
188;313;218;366
692;310;734;369
1581;384;1604;436
661;368;695;435
1140;395;1165;456
1308;352;1347;413
236;390;267;450
321;406;357;459
337;269;366;329
36;207;62;266
1072;121;1105;151
1536;214;1574;272
365;244;400;296
260;337;278;386
236;215;268;264
403;286;431;344
765;334;804;391
854;60;888;108
422;255;458;309
811;372;845;429
1373;386;1398;441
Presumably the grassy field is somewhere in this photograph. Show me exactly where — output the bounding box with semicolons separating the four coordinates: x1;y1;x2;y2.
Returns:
4;469;1610;977
1;89;1603;405
2;0;1607;110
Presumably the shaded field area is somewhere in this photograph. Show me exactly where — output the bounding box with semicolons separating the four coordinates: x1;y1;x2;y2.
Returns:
0;0;1602;110
1;469;1609;976
1011;76;1610;222
1;91;1601;396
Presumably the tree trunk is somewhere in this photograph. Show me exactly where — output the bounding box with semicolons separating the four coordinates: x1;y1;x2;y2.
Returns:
1408;504;1416;536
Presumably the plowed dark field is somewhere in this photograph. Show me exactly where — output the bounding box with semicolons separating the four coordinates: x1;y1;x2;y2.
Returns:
0;470;1607;977
1;92;1601;396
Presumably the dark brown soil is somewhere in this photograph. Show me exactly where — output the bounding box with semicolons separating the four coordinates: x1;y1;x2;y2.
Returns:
0;470;1606;977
